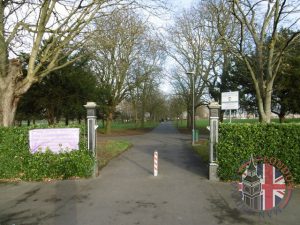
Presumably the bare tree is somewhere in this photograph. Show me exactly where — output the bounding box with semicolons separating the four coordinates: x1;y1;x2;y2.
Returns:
127;35;165;127
146;90;168;121
214;0;300;123
0;0;168;127
165;3;221;128
0;0;122;126
89;9;147;134
168;94;186;126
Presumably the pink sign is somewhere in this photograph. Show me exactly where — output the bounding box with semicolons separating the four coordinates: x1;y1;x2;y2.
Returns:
29;128;80;154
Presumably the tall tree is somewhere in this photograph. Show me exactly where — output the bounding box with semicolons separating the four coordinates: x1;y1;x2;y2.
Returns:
16;55;98;125
213;0;300;123
224;29;300;121
166;3;221;128
89;9;146;134
272;30;300;121
226;56;259;115
168;95;186;125
0;0;164;127
204;0;237;104
0;0;110;126
127;35;165;127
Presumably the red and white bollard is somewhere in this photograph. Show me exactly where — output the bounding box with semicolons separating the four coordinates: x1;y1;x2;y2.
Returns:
154;151;158;176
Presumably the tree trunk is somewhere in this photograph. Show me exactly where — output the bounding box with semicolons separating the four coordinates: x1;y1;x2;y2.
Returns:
105;111;113;134
278;105;286;123
0;87;20;126
141;102;145;128
102;118;105;128
256;82;273;123
55;115;60;124
134;103;138;128
220;111;224;122
279;113;285;123
0;59;33;127
47;107;55;125
187;110;191;129
65;115;69;126
264;83;273;123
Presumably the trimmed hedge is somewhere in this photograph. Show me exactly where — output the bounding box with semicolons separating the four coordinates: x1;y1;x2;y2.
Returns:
0;125;95;181
217;123;300;183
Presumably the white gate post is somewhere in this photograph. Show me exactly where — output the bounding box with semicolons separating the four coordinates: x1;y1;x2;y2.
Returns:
84;102;98;177
208;102;220;181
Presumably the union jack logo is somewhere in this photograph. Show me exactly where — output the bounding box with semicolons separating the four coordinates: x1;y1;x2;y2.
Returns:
257;163;286;210
239;163;287;211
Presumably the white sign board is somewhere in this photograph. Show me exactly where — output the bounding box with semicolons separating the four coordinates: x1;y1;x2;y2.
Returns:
221;91;239;110
29;128;80;154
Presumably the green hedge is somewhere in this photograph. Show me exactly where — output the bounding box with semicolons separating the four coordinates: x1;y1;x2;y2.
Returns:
217;123;300;183
0;125;94;181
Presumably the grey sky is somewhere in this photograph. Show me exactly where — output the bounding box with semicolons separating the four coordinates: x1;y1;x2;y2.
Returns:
167;0;195;9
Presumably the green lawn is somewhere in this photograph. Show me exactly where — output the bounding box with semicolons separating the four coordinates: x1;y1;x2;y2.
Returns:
97;140;132;169
176;117;300;129
175;117;300;136
192;140;209;163
98;120;159;133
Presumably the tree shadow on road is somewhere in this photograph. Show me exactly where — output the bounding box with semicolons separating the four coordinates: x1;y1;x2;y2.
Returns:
0;180;92;225
122;155;153;175
206;193;256;225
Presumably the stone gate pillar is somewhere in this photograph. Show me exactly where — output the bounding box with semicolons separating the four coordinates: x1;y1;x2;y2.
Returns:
208;102;220;181
84;102;98;177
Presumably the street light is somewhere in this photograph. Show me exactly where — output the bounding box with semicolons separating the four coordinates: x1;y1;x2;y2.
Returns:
186;71;195;145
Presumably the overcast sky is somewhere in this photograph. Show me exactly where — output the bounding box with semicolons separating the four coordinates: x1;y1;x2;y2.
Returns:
152;0;196;94
149;0;197;94
167;0;195;9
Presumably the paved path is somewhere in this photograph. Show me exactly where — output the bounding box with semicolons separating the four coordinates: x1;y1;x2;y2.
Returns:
0;122;299;225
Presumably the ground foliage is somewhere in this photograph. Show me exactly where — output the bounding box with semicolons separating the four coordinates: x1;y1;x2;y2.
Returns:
217;123;300;183
0;125;94;181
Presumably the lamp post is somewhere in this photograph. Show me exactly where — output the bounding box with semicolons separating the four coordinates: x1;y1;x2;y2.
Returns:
186;71;195;145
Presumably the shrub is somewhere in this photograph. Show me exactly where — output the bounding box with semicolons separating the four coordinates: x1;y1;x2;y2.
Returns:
216;123;300;183
0;125;94;181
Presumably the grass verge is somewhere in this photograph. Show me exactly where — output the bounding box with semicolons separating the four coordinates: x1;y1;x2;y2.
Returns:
98;121;159;135
176;118;300;129
176;118;300;135
192;140;209;163
97;140;132;169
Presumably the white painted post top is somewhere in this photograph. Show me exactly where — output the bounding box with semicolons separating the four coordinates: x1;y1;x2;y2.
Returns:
84;102;98;109
208;101;221;109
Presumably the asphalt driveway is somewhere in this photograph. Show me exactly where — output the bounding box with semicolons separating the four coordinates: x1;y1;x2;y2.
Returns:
0;122;299;225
